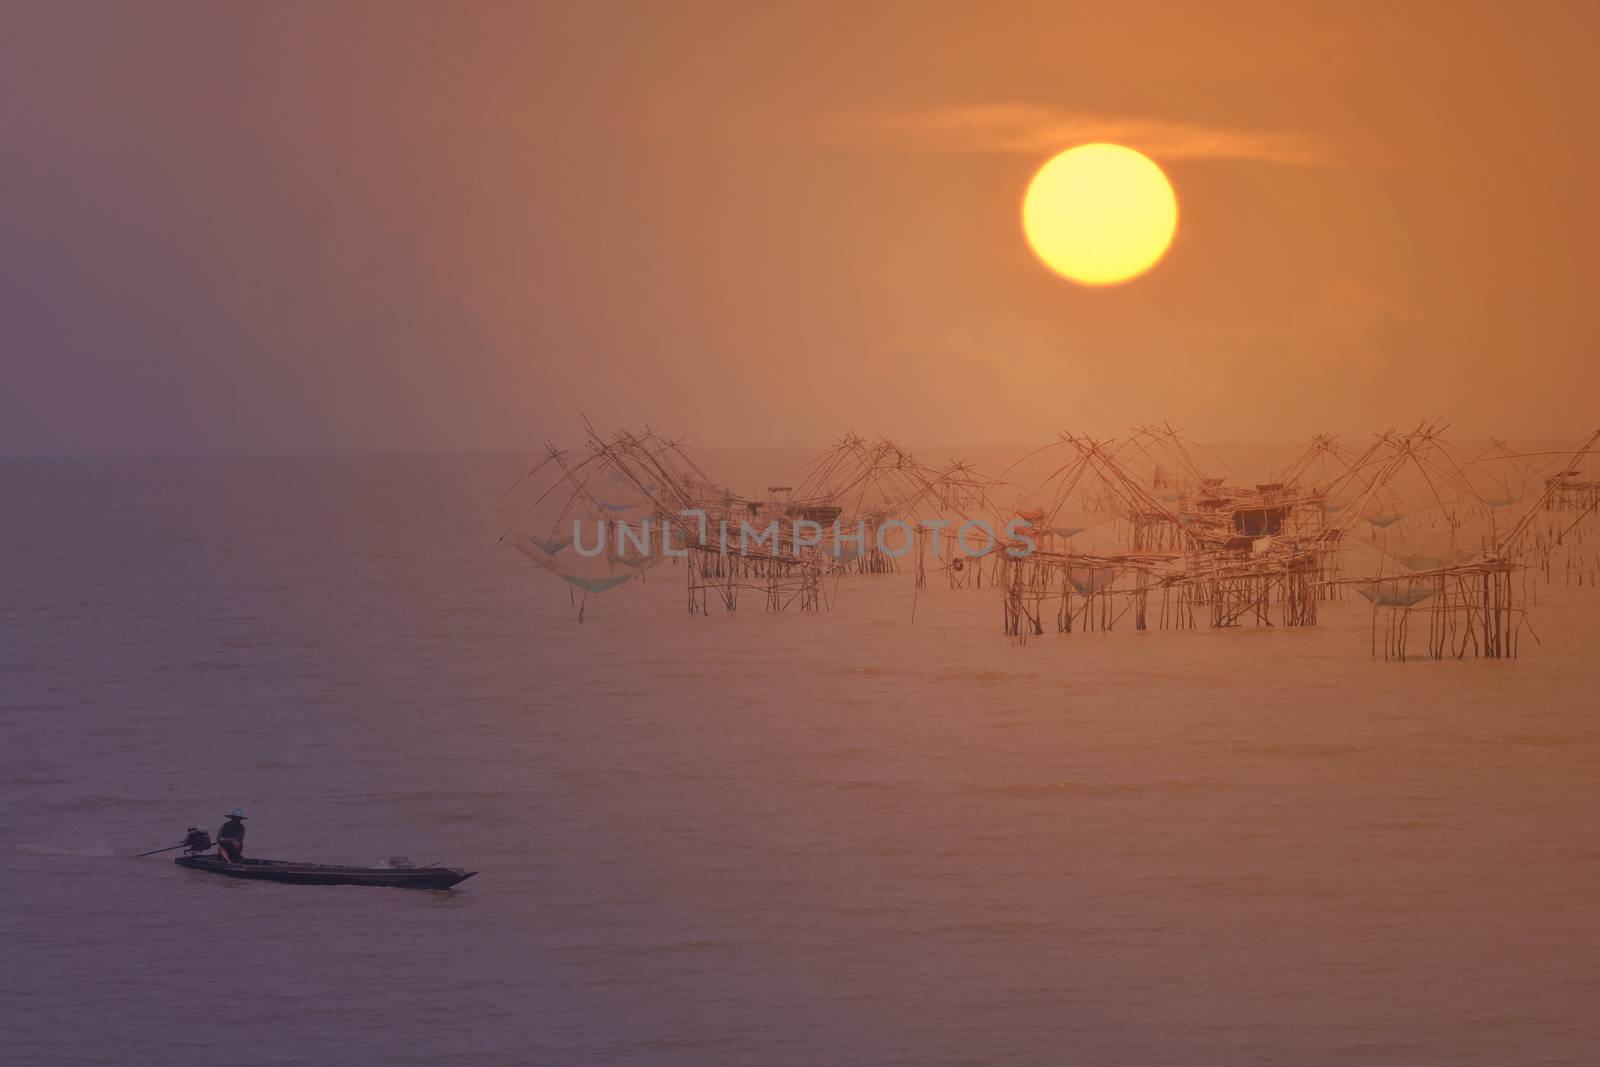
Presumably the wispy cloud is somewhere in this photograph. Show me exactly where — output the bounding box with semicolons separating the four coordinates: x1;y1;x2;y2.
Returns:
829;104;1327;165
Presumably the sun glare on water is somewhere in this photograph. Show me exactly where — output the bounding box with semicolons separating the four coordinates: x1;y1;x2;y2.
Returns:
1022;143;1177;287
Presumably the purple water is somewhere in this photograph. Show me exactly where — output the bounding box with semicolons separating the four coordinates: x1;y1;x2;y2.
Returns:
4;455;1598;1065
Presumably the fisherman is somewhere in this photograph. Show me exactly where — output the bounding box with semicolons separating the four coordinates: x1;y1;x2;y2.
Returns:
216;808;247;862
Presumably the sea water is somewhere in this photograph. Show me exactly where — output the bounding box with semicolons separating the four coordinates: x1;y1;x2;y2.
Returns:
3;455;1597;1065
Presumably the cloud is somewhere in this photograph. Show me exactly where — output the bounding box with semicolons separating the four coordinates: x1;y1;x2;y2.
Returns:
1284;279;1420;351
829;104;1327;165
1207;279;1432;435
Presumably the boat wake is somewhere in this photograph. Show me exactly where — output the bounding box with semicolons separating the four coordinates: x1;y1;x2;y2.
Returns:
17;843;119;858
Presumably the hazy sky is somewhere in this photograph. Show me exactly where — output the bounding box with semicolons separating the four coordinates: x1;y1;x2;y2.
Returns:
2;2;1595;456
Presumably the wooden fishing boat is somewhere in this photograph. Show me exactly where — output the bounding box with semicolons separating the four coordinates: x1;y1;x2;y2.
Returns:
175;854;476;890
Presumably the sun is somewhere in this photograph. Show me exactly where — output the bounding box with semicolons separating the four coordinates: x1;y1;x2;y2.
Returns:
1022;143;1178;287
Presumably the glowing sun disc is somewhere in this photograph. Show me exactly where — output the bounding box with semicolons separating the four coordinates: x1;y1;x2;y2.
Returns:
1022;143;1177;286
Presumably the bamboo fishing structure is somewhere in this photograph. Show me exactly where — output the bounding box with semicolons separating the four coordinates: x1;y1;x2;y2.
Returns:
493;420;1600;662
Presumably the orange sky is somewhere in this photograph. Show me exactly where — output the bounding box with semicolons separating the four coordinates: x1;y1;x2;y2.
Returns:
2;2;1595;455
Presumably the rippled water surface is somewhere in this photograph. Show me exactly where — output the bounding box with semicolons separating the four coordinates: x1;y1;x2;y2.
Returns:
4;455;1598;1065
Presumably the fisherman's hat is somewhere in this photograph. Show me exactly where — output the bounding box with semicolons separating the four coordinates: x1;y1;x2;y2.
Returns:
226;807;248;819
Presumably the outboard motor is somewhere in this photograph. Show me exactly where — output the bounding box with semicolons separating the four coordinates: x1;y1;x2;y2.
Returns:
182;827;213;854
